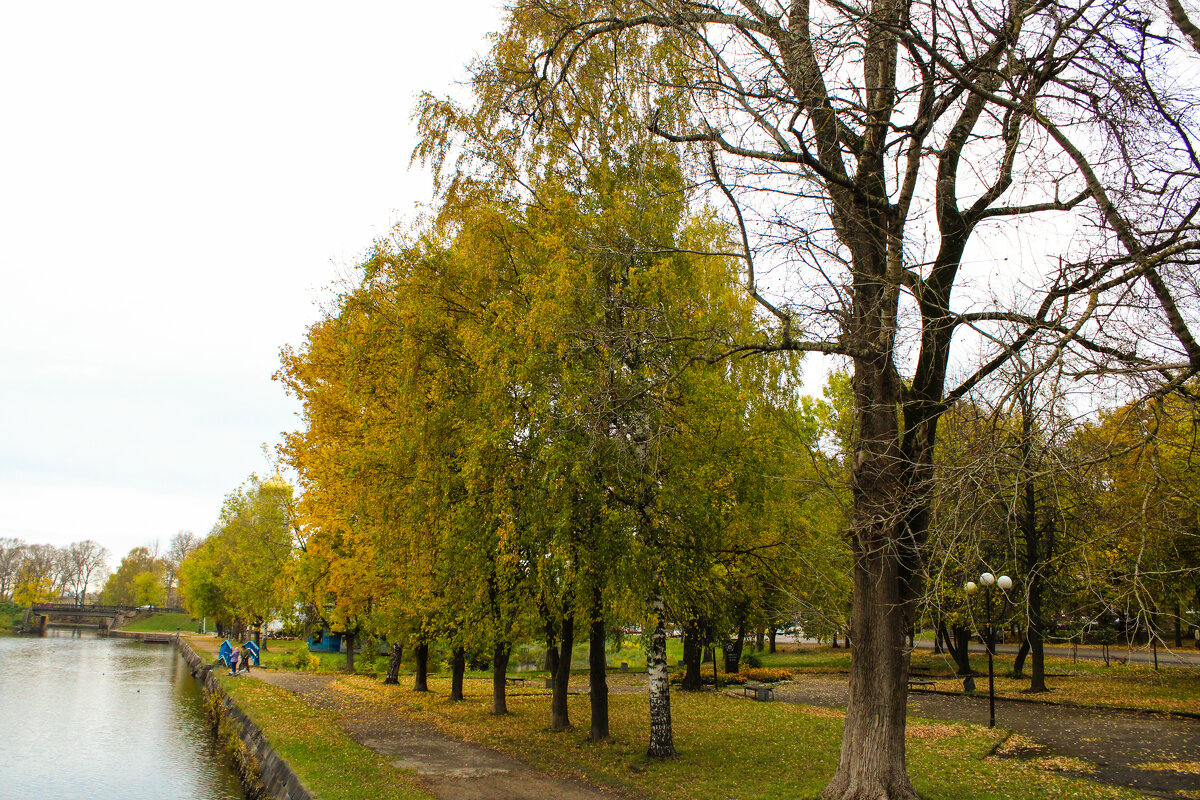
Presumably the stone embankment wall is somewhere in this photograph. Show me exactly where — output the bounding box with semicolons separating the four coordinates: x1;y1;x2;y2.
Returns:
177;638;315;800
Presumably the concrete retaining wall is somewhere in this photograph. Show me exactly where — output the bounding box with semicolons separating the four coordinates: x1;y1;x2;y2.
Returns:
177;638;316;800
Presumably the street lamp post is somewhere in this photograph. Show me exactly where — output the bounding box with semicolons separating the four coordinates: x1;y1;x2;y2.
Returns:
965;572;1012;728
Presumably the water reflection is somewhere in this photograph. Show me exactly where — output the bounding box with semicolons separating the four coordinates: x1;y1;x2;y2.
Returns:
0;631;244;800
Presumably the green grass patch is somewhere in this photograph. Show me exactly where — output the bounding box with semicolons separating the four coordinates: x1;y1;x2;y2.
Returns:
320;674;1140;800
120;612;196;632
0;601;20;633
221;675;433;800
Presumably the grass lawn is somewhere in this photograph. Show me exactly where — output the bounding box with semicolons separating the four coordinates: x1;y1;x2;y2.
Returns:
205;633;1184;800
220;675;434;800
121;611;197;632
0;601;20;633
305;674;1143;800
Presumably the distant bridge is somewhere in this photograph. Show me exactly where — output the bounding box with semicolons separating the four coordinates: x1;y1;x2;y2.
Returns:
25;603;138;633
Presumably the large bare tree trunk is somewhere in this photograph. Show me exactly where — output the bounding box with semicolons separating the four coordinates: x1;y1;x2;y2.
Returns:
1020;393;1050;693
823;346;920;800
588;590;609;742
645;592;676;758
551;614;574;730
822;549;916;800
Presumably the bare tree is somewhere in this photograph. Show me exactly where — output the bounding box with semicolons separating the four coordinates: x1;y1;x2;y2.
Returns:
164;530;200;606
0;538;26;602
19;543;60;601
452;1;1200;796
64;540;110;606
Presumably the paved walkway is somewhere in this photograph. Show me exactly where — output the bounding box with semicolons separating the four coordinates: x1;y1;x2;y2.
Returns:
772;674;1200;798
255;671;630;800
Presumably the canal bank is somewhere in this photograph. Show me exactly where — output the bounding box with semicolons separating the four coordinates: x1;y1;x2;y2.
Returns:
176;637;315;800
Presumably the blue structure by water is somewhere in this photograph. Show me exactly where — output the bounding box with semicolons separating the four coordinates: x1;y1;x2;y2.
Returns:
217;639;260;666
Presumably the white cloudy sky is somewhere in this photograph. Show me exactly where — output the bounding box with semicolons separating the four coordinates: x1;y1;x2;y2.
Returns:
1;1;506;562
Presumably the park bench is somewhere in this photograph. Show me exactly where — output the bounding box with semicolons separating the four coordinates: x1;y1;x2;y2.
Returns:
505;676;526;687
742;682;774;702
907;677;936;692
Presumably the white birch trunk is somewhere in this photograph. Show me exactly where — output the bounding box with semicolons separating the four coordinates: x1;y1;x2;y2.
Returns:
645;591;676;758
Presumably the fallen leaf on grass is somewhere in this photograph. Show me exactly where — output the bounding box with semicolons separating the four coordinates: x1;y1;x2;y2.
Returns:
906;722;961;740
1137;761;1200;775
992;733;1044;756
1029;755;1096;773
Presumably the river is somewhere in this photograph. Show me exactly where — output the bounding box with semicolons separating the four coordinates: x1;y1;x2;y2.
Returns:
0;630;244;800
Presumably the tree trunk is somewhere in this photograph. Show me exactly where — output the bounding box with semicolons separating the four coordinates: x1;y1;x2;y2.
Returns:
755;628;765;652
589;592;610;742
1012;637;1030;677
344;631;356;673
414;642;429;692
543;615;559;673
1020;393;1050;693
551;614;574;730
1175;601;1183;648
940;623;973;676
821;545;917;800
450;647;465;701
681;618;703;691
769;627;777;654
384;642;403;685
645;592;676;758
1028;622;1047;692
492;642;511;715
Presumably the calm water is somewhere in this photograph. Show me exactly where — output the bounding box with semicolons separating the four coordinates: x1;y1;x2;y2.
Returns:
0;631;244;800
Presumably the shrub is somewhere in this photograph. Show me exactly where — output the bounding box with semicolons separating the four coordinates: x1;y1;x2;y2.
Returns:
743;667;794;683
669;671;748;686
741;651;763;668
259;654;287;670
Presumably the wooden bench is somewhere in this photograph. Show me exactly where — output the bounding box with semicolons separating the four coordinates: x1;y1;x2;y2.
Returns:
907;678;936;692
742;683;774;701
505;676;526;686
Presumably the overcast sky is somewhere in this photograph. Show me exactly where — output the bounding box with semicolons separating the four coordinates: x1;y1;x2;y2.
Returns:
1;1;506;563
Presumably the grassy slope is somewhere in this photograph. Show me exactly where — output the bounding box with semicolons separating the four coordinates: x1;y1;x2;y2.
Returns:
221;675;434;800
